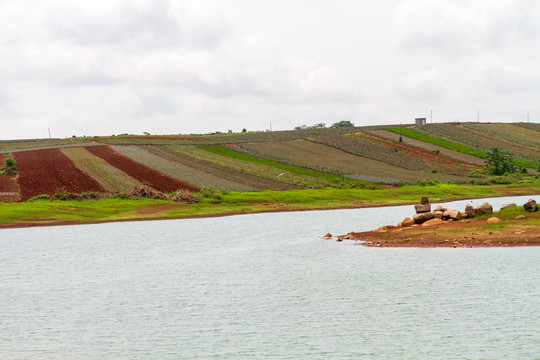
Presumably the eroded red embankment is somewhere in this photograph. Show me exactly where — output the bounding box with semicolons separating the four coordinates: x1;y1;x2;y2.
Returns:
15;149;106;201
85;146;199;193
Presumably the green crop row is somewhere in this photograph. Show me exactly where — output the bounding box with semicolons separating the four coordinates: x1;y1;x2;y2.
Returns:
385;127;537;169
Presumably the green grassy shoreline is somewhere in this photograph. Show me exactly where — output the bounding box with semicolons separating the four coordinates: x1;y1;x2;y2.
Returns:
2;180;540;229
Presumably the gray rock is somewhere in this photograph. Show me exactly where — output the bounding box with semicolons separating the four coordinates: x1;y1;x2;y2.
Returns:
415;204;431;213
443;209;461;220
433;211;444;219
400;217;415;227
523;199;538;212
474;202;493;215
465;203;476;217
420;196;429;205
433;204;447;212
413;212;434;224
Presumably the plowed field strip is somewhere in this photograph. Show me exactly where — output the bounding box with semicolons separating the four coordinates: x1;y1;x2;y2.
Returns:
60;148;141;192
493;123;540;143
353;132;480;169
167;145;313;188
240;140;467;182
368;130;485;166
15;149;106;201
126;145;288;191
464;123;540;151
112;145;253;191
85;146;199;193
456;124;540;155
412;124;538;166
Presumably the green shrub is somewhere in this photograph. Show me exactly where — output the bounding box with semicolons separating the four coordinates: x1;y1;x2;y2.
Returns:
1;157;17;175
200;186;222;199
28;194;50;202
413;179;442;187
488;176;512;184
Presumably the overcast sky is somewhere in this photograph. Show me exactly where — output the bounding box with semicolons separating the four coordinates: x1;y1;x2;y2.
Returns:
1;0;539;139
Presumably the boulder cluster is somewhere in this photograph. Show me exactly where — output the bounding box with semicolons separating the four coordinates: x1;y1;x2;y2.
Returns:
397;197;538;228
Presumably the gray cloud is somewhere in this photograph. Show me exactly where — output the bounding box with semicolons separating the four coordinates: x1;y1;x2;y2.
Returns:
0;1;539;139
47;0;232;50
393;0;540;55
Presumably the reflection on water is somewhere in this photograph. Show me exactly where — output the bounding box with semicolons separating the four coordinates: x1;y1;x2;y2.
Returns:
0;195;539;359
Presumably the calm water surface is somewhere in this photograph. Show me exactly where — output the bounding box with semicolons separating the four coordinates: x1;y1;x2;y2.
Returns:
1;195;539;359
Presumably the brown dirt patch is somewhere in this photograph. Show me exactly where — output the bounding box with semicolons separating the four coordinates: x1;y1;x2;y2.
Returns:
14;149;106;201
86;146;199;193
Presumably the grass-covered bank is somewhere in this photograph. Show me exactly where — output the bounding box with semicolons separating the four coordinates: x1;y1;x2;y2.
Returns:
2;180;540;229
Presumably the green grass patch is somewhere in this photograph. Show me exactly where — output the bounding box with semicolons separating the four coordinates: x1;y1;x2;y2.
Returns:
1;180;540;228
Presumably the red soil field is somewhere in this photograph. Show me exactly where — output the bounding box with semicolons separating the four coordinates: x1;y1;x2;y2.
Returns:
86;146;199;193
15;149;106;201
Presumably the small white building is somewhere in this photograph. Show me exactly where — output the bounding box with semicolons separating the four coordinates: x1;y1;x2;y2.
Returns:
415;118;427;126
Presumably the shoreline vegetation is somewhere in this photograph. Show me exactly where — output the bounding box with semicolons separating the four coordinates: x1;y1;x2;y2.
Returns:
1;181;540;232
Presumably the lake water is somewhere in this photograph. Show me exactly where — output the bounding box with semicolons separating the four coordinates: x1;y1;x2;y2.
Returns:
1;195;539;359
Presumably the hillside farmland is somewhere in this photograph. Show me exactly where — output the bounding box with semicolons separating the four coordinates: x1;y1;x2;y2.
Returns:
238;139;469;183
113;145;292;191
0;122;538;202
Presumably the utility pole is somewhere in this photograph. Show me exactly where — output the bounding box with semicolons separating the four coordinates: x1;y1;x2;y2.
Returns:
269;123;272;131
430;110;433;123
477;109;480;123
48;128;51;139
527;110;530;122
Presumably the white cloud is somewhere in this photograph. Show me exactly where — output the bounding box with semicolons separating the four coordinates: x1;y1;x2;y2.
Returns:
391;70;445;101
477;57;540;93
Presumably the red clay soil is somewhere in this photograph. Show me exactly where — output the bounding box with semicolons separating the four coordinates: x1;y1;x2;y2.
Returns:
15;149;106;201
86;146;199;193
354;132;481;168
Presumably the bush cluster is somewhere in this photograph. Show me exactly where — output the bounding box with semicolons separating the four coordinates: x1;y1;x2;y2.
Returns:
1;157;17;176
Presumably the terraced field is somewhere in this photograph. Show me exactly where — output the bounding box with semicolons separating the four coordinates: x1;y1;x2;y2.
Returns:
350;132;478;174
60;147;141;192
113;145;278;191
238;140;468;183
367;129;485;166
415;123;539;164
86;146;199;193
14;149;106;201
463;123;540;152
0;138;96;154
96;126;379;146
167;145;329;188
